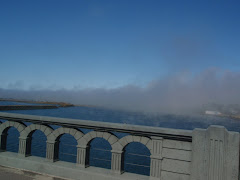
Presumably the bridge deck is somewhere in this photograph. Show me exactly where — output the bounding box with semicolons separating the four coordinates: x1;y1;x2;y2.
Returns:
0;165;68;180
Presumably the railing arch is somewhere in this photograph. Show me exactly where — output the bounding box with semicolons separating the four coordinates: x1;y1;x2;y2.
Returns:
77;131;118;168
18;124;53;157
46;127;84;162
0;121;26;135
113;135;152;152
78;131;118;147
20;124;53;139
48;127;84;142
0;121;26;151
111;135;152;174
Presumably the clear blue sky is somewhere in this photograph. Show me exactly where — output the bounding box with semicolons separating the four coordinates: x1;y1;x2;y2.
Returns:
0;0;240;90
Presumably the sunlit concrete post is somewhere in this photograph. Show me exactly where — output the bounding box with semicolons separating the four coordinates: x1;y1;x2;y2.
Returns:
150;137;163;179
0;133;8;151
111;150;124;174
76;145;90;168
191;125;240;180
18;136;32;157
46;140;59;162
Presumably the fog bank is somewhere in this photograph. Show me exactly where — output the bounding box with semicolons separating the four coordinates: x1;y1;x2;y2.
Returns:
1;69;240;114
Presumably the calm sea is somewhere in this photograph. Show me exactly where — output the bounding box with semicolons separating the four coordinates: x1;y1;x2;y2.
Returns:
1;101;240;175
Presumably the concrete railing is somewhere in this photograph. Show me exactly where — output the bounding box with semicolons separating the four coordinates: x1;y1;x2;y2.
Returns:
0;112;239;180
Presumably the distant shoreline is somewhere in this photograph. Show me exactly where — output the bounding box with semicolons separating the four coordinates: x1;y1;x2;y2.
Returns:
0;98;98;111
204;112;240;120
0;105;59;111
0;98;74;107
0;98;75;111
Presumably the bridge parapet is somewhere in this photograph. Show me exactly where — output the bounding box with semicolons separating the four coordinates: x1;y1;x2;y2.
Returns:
0;112;239;180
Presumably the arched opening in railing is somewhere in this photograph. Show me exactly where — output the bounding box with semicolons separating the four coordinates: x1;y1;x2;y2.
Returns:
58;134;77;163
89;137;112;169
123;142;151;176
31;130;47;158
6;127;20;153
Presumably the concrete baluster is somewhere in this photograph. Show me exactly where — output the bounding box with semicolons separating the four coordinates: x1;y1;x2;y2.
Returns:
150;137;163;179
46;140;59;162
18;136;32;156
111;150;124;174
77;145;90;167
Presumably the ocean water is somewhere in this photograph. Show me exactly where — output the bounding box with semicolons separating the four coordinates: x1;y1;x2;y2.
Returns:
1;104;240;176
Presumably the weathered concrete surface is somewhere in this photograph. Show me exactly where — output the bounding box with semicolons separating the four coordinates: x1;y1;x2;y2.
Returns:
191;126;240;180
0;112;239;180
0;165;69;180
0;152;149;180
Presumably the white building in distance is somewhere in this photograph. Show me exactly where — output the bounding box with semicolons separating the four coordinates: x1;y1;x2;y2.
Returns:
205;110;222;115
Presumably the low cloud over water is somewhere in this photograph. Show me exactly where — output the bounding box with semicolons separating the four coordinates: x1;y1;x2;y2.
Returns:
1;69;240;114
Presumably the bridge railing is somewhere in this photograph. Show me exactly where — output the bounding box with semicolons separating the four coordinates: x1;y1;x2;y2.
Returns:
0;112;239;180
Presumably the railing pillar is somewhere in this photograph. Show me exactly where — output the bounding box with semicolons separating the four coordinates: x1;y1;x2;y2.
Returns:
46;140;59;162
111;150;124;174
18;136;32;157
0;133;8;151
76;145;89;167
191;125;239;180
150;137;163;179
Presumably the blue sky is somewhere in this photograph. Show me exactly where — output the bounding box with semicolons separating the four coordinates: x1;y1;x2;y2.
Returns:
0;0;240;90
